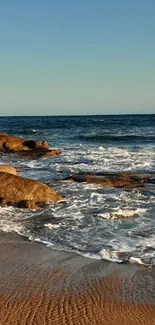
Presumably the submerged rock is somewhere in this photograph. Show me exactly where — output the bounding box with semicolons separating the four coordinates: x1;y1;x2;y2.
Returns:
65;172;155;189
0;172;63;210
0;132;61;158
18;148;61;158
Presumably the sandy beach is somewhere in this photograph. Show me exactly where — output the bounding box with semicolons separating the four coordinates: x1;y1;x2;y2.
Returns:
0;232;154;325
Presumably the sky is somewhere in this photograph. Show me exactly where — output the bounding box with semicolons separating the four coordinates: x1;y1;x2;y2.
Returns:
0;0;155;115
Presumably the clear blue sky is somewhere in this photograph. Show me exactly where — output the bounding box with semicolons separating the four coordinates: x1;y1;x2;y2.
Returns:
0;0;155;115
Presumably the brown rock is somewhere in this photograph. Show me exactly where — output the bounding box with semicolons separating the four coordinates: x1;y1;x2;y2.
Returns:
21;140;49;151
34;141;49;150
0;165;17;175
3;137;25;152
70;174;136;188
0;132;8;137
18;149;61;158
43;149;61;157
18;200;40;210
0;132;61;158
0;136;8;150
0;172;63;209
68;172;155;189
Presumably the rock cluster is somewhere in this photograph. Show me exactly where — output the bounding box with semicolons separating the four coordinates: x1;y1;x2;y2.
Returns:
0;132;63;210
0;132;61;158
1;131;154;212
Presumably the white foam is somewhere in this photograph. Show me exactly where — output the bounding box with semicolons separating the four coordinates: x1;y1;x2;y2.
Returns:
90;192;104;203
138;234;155;249
128;257;144;265
98;146;105;151
28;235;54;247
113;208;146;217
0;206;14;214
99;249;123;263
75;251;101;260
0;221;25;234
98;208;147;220
97;212;112;219
110;148;130;156
23;161;36;168
44;223;61;229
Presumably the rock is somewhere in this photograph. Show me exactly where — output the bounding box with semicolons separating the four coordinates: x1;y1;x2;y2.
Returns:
18;200;40;210
43;149;61;157
0;132;8;137
3;137;25;152
66;172;155;189
18;148;61;158
0;172;63;209
0;165;17;175
34;141;49;150
21;140;49;151
0;132;61;158
70;174;138;188
0;135;8;150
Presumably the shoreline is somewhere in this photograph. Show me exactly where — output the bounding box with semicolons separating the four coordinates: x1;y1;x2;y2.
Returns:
0;232;155;324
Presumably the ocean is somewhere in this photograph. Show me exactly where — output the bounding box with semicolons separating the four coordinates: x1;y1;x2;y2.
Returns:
0;114;155;265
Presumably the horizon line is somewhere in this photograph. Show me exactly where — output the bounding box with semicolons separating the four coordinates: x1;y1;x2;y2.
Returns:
0;113;155;117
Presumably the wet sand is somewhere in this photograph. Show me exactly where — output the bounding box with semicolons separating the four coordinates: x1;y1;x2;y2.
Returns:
0;232;155;324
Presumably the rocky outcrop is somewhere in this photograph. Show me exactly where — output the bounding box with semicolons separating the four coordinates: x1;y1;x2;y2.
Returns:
0;172;63;210
0;132;61;158
0;164;17;175
64;172;155;189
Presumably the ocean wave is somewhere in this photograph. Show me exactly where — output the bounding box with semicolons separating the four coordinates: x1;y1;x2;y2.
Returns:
80;134;155;143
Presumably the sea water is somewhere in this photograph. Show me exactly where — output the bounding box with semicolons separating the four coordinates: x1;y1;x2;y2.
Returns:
0;115;155;265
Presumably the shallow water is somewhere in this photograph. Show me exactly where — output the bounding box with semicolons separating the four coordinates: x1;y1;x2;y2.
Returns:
0;115;155;265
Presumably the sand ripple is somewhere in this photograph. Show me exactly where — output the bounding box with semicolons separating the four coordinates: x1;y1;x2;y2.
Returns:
0;233;155;324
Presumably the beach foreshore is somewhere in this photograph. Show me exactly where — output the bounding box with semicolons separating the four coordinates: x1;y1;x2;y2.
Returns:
0;232;155;325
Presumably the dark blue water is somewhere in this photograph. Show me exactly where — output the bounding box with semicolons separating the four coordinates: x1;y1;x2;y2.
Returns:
0;115;155;265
